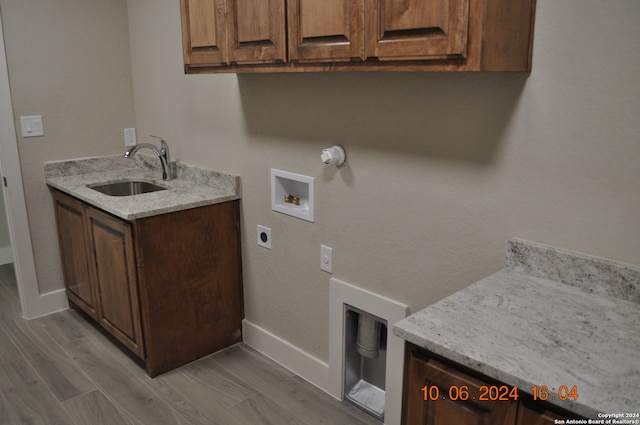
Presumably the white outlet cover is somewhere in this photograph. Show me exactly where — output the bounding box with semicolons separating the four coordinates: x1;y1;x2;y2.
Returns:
257;225;271;249
124;128;137;146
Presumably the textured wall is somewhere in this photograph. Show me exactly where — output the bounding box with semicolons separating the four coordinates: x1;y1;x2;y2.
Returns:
126;0;640;362
2;0;639;366
0;0;136;293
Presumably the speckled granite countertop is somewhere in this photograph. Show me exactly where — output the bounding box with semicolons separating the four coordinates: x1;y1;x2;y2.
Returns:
45;155;240;220
394;239;640;418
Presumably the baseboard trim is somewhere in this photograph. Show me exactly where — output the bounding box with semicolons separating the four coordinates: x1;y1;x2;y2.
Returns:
0;246;13;265
24;288;68;319
242;319;330;394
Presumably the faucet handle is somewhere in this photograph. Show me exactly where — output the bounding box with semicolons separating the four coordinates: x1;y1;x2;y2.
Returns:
150;134;166;147
149;135;172;180
150;135;170;155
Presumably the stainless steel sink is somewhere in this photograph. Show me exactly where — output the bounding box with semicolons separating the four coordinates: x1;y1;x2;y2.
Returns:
88;180;167;197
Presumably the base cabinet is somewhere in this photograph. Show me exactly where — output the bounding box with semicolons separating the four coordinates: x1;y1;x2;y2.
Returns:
52;192;100;320
52;189;243;377
515;402;561;425
403;344;517;425
402;343;579;425
86;206;144;357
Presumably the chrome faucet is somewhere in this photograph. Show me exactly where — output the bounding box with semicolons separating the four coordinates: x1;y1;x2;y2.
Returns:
124;135;174;180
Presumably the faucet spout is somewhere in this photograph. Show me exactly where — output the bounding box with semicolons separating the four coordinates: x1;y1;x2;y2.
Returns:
124;136;173;180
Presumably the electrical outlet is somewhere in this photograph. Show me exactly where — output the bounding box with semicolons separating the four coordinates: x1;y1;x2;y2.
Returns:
124;128;137;146
257;225;271;249
321;245;333;273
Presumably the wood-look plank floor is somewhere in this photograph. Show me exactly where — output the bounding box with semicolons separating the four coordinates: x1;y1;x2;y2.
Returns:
0;264;381;425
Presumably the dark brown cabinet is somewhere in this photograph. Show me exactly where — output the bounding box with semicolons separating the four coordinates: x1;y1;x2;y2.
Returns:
181;0;536;73
402;343;579;425
86;206;144;357
52;189;243;377
402;344;517;425
515;402;561;425
53;192;100;320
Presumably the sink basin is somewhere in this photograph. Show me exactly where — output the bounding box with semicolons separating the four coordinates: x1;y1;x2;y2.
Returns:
88;180;167;197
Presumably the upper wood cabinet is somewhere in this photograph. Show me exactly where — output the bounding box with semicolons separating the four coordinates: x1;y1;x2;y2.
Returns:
365;0;470;61
181;0;286;66
181;0;536;73
227;0;286;64
288;0;365;63
181;0;227;66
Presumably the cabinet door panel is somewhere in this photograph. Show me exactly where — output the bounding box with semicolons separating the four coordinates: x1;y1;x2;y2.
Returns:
516;402;564;425
402;348;517;425
228;0;286;64
52;192;98;319
87;208;144;358
288;0;364;62
366;0;469;60
134;202;243;376
181;0;228;66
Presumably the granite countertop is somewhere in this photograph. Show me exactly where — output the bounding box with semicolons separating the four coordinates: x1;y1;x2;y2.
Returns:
45;155;240;220
394;239;640;418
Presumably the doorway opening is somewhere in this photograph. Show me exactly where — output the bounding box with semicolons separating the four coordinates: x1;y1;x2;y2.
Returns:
0;10;45;319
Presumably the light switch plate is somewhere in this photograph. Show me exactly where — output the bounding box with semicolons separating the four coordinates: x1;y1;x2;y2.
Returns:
20;115;44;137
321;245;333;273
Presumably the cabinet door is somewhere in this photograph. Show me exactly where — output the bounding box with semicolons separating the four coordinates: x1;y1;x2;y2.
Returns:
181;0;228;66
516;401;565;425
402;348;517;425
133;201;243;376
365;0;470;61
288;0;364;62
86;207;144;358
228;0;286;64
52;191;99;320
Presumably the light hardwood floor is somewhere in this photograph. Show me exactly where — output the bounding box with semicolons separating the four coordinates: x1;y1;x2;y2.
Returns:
0;264;381;425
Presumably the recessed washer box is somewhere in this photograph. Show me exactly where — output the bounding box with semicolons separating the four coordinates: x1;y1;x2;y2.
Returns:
271;169;314;222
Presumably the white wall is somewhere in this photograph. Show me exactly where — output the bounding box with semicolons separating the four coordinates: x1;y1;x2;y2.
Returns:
0;0;136;293
1;0;638;371
126;0;640;365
